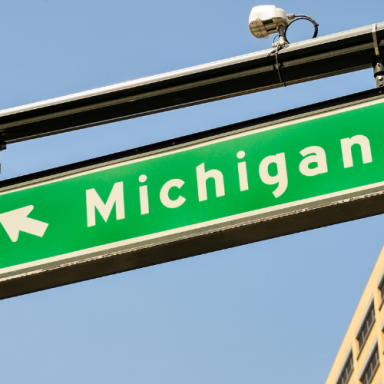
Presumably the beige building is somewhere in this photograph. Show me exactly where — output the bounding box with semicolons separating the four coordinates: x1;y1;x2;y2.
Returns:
326;247;384;384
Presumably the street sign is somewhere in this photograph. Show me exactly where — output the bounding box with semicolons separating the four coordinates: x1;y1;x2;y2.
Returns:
1;88;384;299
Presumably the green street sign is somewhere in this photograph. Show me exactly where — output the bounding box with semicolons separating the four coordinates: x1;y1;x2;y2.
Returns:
1;89;384;298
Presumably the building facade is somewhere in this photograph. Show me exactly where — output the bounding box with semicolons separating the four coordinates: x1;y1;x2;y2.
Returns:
326;247;384;384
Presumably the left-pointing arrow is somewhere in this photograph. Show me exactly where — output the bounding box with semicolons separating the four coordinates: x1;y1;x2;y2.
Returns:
0;205;49;242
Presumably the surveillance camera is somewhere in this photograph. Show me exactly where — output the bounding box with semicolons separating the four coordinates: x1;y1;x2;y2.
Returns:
249;5;291;39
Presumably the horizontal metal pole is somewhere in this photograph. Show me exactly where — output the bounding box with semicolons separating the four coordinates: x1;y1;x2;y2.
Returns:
0;22;384;144
2;196;384;300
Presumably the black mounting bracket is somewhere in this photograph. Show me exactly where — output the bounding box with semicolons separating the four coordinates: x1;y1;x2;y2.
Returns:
0;137;6;175
374;59;384;88
372;24;384;88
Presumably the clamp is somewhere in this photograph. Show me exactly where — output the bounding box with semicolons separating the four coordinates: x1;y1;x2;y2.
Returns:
372;24;384;88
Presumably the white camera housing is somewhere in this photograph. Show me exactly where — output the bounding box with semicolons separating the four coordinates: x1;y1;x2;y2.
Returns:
249;5;289;39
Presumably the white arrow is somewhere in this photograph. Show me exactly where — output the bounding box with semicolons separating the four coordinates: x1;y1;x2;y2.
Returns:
0;205;49;242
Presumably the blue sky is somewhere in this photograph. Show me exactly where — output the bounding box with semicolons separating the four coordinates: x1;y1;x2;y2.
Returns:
0;0;383;383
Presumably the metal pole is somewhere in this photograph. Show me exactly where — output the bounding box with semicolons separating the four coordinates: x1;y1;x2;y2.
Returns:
0;22;383;145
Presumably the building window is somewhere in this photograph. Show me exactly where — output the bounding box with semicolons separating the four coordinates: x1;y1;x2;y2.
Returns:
380;281;384;303
357;303;375;351
361;344;379;384
337;351;354;384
